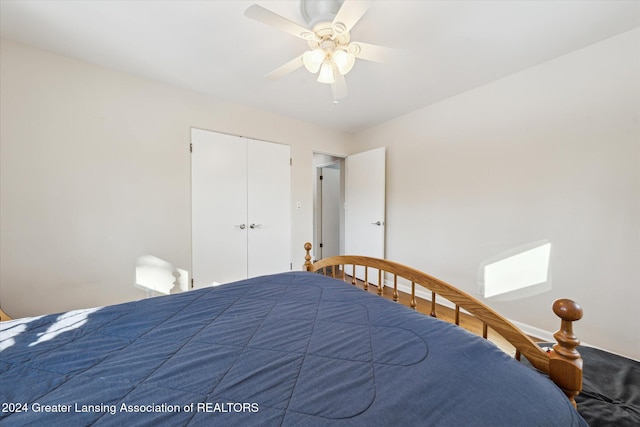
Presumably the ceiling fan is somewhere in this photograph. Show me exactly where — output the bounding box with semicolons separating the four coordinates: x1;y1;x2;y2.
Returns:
245;0;392;102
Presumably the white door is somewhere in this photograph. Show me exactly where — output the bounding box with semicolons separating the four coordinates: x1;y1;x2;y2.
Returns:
191;129;291;289
345;147;386;284
191;129;248;288
247;139;291;277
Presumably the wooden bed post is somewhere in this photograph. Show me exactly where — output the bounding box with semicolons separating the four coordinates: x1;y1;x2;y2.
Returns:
304;242;313;271
548;299;583;408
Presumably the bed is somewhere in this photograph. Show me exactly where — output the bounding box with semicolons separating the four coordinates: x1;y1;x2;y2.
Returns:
0;243;587;426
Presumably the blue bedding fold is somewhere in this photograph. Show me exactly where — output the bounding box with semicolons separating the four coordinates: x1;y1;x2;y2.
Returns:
0;271;587;426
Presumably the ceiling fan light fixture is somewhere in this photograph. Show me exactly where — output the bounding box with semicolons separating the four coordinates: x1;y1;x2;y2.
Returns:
244;1;378;101
332;49;355;75
303;49;324;73
317;61;336;84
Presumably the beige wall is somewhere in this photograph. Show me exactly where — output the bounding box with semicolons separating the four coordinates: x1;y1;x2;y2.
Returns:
0;39;351;316
2;28;639;359
352;29;640;359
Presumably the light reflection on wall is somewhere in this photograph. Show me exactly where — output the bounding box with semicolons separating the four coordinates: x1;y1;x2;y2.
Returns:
135;255;189;297
478;241;552;300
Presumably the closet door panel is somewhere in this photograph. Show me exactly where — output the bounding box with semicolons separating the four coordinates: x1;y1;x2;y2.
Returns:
247;139;291;277
191;129;248;288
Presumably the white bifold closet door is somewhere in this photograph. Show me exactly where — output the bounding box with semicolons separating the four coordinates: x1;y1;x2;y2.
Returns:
246;138;291;278
191;128;291;289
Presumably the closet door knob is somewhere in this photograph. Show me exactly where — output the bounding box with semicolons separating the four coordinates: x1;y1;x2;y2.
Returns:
236;224;246;230
249;223;262;229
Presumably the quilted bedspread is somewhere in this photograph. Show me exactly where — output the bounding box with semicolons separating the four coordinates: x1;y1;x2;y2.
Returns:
0;271;587;426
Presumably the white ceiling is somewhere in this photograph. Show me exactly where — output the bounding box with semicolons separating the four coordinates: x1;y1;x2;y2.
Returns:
1;0;638;133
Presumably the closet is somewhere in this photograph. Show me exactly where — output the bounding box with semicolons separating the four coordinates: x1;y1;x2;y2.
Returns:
191;128;291;289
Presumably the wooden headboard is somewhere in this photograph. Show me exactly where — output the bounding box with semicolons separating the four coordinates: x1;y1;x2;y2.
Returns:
0;307;12;322
303;242;583;407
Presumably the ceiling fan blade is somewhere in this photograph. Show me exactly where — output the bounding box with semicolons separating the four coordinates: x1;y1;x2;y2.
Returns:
265;54;304;80
351;41;394;63
331;73;348;102
332;0;373;34
245;4;315;41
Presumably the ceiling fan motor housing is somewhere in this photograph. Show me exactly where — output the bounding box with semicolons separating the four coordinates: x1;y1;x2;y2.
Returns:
300;0;344;28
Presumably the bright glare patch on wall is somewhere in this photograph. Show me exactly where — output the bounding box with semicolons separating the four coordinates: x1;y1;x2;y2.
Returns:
135;255;189;296
481;242;551;298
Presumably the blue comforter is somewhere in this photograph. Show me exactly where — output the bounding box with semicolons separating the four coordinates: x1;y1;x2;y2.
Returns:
0;271;587;426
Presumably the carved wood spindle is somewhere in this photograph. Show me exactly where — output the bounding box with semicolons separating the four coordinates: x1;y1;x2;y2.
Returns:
364;266;369;291
377;270;383;296
393;275;399;302
430;292;437;317
410;282;417;309
351;265;357;285
304;242;313;271
454;305;460;326
549;299;583;408
482;323;488;339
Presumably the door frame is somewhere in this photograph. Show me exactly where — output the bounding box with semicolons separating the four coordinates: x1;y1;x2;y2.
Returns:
313;152;345;262
312;148;386;265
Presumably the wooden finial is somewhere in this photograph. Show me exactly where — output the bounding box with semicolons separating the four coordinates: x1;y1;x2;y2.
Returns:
304;242;312;271
549;298;583;407
552;299;583;360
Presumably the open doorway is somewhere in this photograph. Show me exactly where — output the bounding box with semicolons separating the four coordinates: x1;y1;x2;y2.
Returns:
313;153;345;262
313;148;386;265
